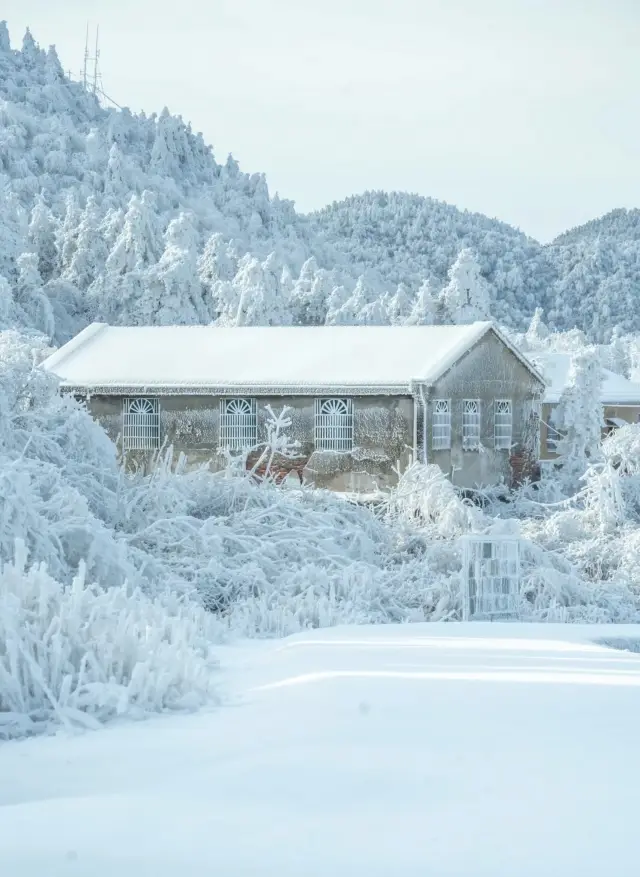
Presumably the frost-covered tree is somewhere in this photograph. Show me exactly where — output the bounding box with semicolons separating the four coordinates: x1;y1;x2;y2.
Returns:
14;252;54;338
214;253;291;326
329;275;383;325
441;248;491;324
405;279;440;326
603;326;631;378
0;275;16;328
290;257;332;325
554;348;604;485
140;212;209;325
525;307;550;346
0;193;28;281
54;192;82;277
324;284;351;324
386;283;413;325
27;195;58;282
64;197;107;292
94;192;162;323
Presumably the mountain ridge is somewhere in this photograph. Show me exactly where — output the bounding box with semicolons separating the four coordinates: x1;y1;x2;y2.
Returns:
0;21;639;342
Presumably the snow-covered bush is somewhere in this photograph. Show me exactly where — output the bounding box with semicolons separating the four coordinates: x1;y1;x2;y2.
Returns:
0;541;220;740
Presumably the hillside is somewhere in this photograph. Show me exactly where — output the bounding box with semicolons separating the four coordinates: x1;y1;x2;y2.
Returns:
309;191;555;327
544;209;640;339
0;22;639;341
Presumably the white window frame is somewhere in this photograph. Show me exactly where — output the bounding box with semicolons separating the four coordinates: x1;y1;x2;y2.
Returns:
462;399;481;451
122;397;160;450
314;398;354;451
545;423;563;454
494;399;513;450
219;398;257;451
432;399;451;450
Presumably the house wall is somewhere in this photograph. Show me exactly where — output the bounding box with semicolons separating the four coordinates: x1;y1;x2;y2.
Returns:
540;401;640;462
539;402;558;461
427;331;543;489
86;393;414;492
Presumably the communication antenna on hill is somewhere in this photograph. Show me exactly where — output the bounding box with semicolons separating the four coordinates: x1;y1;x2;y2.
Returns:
82;23;101;95
79;23;123;109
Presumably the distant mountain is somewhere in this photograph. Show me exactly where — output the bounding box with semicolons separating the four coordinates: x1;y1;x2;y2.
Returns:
0;21;638;343
308;191;555;328
544;210;640;339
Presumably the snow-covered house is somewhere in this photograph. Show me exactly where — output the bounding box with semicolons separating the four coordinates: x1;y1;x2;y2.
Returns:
533;352;640;460
42;322;545;491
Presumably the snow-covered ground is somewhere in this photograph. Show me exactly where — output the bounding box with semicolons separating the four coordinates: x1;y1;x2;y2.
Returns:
2;622;640;876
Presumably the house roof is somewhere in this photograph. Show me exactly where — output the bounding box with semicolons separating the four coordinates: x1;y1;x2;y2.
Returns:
41;321;545;396
532;351;640;405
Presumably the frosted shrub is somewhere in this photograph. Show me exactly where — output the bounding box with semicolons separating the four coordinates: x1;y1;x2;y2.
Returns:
0;542;220;740
389;462;480;538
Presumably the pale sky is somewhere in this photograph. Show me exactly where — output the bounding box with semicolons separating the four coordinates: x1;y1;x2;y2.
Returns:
3;0;639;241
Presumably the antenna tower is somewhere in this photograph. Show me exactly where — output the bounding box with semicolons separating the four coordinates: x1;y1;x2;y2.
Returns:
82;23;102;96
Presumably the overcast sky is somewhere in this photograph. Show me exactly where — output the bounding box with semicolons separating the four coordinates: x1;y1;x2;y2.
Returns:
3;0;639;241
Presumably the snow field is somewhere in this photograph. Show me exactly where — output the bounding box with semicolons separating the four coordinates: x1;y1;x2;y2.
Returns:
1;623;639;876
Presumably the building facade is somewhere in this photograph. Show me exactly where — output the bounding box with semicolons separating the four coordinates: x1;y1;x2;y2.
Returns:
42;322;546;492
533;352;640;463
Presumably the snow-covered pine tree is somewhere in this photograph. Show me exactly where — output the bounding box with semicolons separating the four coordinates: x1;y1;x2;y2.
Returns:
405;279;440;325
94;191;162;324
329;275;382;325
54;192;82;277
27;195;58;283
14;252;54;338
554;347;604;486
441;248;491;324
140;212;210;325
63;196;107;293
0;275;16;327
324;285;351;324
386;283;414;325
290;257;332;325
525;307;550;346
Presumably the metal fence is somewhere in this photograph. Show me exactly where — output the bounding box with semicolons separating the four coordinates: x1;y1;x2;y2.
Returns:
461;536;521;620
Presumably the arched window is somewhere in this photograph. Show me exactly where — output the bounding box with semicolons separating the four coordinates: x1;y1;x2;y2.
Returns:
314;398;353;451
219;398;257;450
122;397;160;450
432;399;451;450
494;399;513;449
462;399;481;450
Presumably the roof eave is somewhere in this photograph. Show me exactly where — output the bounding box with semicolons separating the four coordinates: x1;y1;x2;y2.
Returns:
60;381;416;397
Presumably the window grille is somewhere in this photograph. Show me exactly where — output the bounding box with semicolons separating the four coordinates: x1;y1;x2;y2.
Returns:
314;398;353;451
432;399;451;450
461;537;520;620
219;398;257;450
545;424;563;454
494;399;513;450
122;397;160;450
462;399;481;450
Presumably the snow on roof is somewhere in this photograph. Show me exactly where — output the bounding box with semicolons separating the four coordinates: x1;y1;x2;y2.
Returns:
42;322;542;395
532;351;640;405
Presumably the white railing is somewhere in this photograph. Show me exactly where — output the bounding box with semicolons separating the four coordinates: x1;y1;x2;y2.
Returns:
314;398;353;451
